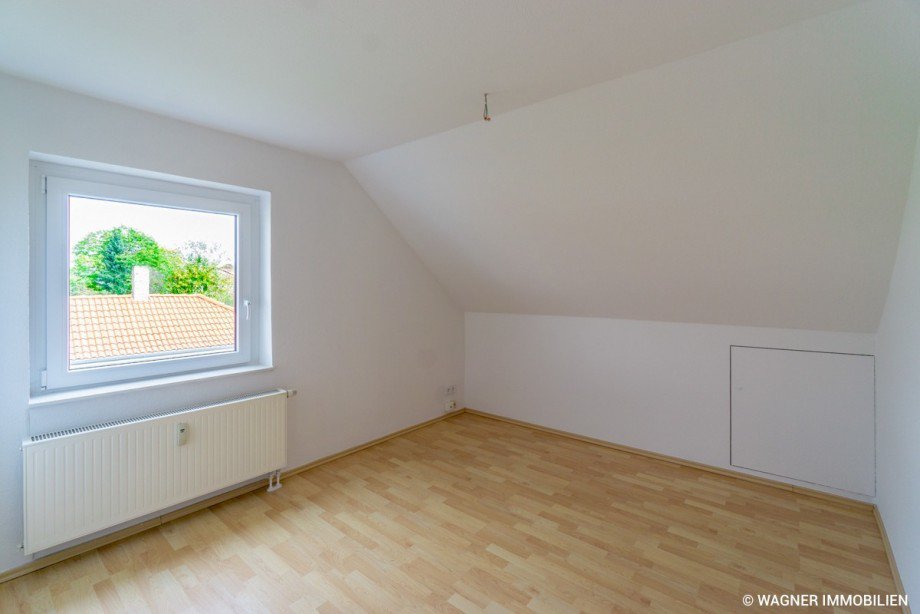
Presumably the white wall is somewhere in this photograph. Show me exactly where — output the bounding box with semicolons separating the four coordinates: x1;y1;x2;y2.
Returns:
876;127;920;598
465;312;874;498
0;73;464;574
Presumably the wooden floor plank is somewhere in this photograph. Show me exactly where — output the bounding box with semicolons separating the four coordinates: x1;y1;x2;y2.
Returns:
0;413;900;612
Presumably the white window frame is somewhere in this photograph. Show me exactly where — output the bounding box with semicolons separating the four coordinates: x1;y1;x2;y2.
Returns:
32;159;268;392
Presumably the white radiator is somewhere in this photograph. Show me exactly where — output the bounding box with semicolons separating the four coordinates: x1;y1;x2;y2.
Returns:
22;389;287;555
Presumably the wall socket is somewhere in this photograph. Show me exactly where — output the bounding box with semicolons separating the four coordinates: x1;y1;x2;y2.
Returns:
445;385;457;397
445;400;457;412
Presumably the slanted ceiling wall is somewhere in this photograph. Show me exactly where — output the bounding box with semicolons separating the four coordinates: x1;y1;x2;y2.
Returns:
349;0;920;333
352;0;918;510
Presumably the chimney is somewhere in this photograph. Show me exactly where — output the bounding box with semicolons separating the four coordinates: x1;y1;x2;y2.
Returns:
132;266;150;301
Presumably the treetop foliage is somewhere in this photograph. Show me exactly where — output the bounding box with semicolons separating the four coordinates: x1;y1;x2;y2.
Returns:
71;226;233;305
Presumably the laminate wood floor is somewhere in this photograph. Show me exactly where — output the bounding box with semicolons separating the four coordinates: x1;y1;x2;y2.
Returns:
0;413;898;613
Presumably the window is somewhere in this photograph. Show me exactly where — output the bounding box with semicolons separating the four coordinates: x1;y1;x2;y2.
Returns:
31;158;269;393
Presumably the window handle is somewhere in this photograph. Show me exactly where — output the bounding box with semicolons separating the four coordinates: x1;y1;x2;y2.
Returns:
243;299;252;321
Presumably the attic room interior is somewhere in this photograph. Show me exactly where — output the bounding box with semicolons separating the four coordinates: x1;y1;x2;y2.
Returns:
1;0;919;611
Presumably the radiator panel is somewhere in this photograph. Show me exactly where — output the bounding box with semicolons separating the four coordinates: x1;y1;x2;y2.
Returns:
23;390;287;554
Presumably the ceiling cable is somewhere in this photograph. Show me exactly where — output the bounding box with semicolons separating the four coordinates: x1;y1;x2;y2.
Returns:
483;93;491;121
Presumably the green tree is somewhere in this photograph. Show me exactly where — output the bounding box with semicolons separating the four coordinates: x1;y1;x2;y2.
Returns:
165;256;219;295
70;228;233;304
95;230;130;293
165;242;233;305
71;226;175;295
70;230;105;295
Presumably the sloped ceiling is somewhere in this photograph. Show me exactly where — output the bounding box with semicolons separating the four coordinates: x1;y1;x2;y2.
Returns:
0;0;854;160
348;1;920;333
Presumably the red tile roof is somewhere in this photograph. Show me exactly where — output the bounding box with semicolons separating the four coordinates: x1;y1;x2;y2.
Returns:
69;294;234;363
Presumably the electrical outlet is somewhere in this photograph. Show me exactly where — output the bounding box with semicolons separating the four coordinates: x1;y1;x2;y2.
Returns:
445;385;457;397
445;400;457;412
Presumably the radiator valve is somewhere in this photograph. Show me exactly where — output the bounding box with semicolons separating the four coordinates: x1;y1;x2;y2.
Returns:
176;423;189;446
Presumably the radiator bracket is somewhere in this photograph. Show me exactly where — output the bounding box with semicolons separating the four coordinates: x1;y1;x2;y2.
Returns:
267;469;283;492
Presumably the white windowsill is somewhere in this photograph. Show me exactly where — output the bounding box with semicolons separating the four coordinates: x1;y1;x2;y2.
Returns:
28;364;274;408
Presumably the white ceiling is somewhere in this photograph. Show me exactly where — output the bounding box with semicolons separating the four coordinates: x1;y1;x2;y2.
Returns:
0;0;855;160
3;0;918;333
349;1;920;332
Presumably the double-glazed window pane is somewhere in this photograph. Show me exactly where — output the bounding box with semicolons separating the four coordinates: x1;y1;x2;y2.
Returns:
67;196;237;369
34;161;262;393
